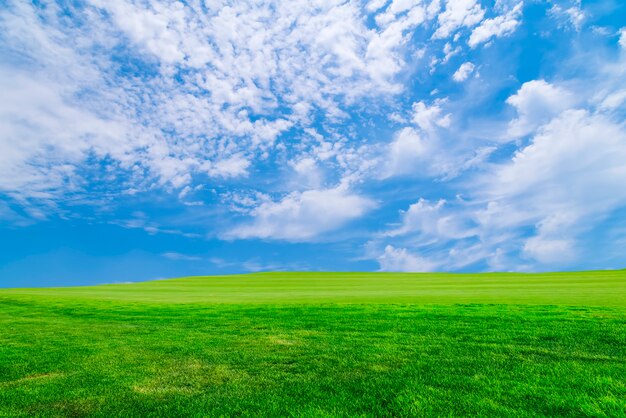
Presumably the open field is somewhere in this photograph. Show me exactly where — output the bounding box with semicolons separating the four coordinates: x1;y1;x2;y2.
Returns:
1;271;625;417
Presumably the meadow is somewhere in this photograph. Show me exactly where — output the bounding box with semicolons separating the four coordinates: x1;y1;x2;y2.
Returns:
1;271;625;417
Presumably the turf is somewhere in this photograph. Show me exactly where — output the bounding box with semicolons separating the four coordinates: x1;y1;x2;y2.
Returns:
1;271;625;417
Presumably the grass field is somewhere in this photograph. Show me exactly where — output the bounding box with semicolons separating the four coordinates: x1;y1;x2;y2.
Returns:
1;271;625;417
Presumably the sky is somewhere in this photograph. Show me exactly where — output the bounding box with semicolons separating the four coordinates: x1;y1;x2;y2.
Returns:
1;0;625;287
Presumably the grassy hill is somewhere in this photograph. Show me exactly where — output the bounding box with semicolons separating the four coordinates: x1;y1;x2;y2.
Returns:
1;271;625;417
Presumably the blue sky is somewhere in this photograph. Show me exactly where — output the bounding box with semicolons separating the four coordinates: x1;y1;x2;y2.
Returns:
1;0;625;286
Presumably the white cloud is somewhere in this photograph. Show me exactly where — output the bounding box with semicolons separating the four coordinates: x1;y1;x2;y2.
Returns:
519;211;578;264
0;0;428;208
468;2;523;48
505;80;576;137
290;158;324;189
388;198;446;237
452;62;475;82
433;0;485;39
522;237;575;264
377;245;438;272
4;0;625;274
481;108;626;265
0;71;140;197
549;3;585;31
92;0;422;103
441;42;461;63
375;68;626;271
491;109;626;213
206;154;250;179
384;99;466;179
619;27;626;49
88;0;188;64
162;252;202;261
366;0;390;13
0;0;540;224
385;127;430;177
226;187;375;241
598;89;626;110
387;198;477;240
412;101;452;132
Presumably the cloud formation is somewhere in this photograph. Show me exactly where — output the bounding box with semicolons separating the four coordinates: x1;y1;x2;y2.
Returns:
453;62;475;82
2;0;625;274
226;188;375;241
468;2;523;48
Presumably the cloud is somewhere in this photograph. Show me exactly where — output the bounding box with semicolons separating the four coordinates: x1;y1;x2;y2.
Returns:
226;187;375;241
620;27;626;49
505;80;576;137
482;108;626;265
549;2;585;31
3;0;625;275
387;198;446;237
468;2;523;48
387;198;477;240
206;154;251;179
452;62;475;82
382;98;490;180
520;211;578;264
366;0;390;13
377;245;437;272
490;109;626;216
162;252;202;261
290;157;324;189
375;63;626;271
522;237;575;264
0;70;139;198
442;42;461;63
0;0;427;207
433;0;485;39
369;196;487;271
598;89;626;111
386;127;430;177
0;0;550;226
412;101;452;132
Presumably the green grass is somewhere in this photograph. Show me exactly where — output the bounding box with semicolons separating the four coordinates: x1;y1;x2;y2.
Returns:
1;271;625;417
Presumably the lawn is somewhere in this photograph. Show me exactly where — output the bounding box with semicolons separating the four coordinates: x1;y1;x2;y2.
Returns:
1;271;625;417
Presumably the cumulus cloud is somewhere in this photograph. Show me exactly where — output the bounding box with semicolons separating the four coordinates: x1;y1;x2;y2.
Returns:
370;196;487;271
505;80;576;137
484;108;626;265
290;158;324;189
468;2;523;48
441;42;461;63
620;27;626;49
412;101;452;132
377;245;437;272
375;65;626;270
491;110;626;215
382;99;490;180
206;155;251;179
452;62;475;82
387;198;477;240
520;211;578;264
386;127;430;176
522;237;575;264
226;187;375;241
433;0;485;39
